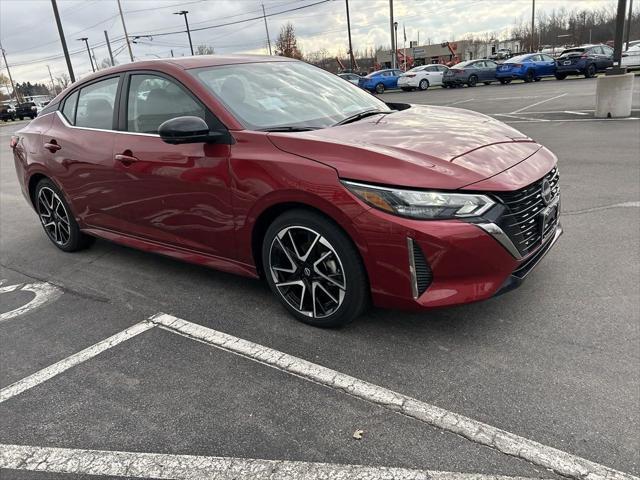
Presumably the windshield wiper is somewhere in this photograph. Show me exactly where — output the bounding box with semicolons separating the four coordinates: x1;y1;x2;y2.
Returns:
333;109;390;127
259;126;318;132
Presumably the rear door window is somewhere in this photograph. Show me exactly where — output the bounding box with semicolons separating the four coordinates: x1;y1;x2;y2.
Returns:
75;77;119;130
61;91;78;124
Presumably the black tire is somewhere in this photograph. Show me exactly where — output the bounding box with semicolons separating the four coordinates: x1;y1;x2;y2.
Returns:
585;64;596;78
534;78;542;82
18;116;23;120
524;70;535;83
467;75;478;87
499;78;512;85
400;87;411;92
555;73;567;80
34;178;94;252
483;81;491;85
375;83;385;94
418;79;429;91
262;209;368;328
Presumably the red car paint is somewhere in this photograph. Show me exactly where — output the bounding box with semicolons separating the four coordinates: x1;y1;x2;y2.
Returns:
12;56;560;311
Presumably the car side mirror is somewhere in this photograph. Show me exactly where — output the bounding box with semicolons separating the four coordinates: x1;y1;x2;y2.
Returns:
158;116;230;145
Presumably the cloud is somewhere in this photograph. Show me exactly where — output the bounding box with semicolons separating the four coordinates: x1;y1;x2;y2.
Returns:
0;0;616;85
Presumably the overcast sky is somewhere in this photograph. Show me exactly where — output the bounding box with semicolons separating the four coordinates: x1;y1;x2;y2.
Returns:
0;0;617;87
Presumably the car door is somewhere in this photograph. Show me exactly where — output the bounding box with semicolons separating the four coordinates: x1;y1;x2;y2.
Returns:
540;54;555;75
425;65;443;86
111;71;235;258
484;60;498;80
390;70;402;88
601;45;614;69
44;75;131;232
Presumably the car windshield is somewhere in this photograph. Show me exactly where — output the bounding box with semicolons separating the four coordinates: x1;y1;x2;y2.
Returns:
505;55;530;63
191;61;389;130
407;66;426;73
453;61;474;69
365;70;385;78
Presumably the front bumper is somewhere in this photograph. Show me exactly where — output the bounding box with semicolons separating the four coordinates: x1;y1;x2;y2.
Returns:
443;77;467;85
352;205;562;311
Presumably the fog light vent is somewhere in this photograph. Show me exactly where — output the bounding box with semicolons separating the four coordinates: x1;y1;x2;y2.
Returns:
407;238;433;299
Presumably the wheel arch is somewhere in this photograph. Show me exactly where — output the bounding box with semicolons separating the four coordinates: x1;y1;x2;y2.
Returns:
27;172;50;207
250;199;369;282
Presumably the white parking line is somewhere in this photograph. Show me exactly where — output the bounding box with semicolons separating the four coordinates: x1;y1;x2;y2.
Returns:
0;321;154;403
501;117;639;124
150;313;636;480
445;98;475;106
510;93;567;114
0;282;63;322
0;444;550;480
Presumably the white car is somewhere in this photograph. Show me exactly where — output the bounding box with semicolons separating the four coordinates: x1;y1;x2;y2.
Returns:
622;44;640;70
398;64;449;91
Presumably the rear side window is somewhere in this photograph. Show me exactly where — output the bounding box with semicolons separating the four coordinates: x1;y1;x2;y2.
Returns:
126;74;205;134
75;77;119;130
61;91;78;124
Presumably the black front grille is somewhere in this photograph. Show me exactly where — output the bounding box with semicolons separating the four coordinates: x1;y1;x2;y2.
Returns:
411;241;433;295
493;167;560;257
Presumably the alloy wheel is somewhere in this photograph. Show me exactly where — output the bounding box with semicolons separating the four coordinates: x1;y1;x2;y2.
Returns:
268;226;346;319
37;187;71;246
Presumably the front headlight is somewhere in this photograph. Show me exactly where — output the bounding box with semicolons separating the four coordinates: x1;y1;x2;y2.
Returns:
342;181;495;220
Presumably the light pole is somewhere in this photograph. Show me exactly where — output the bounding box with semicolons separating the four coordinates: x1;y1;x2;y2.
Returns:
394;22;398;68
625;0;633;50
78;37;95;72
174;10;194;56
345;0;354;71
389;0;395;69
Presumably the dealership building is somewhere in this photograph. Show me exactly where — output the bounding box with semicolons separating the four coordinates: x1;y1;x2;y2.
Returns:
376;39;523;68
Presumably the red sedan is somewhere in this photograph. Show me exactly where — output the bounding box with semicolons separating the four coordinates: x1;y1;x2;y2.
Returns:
11;56;561;327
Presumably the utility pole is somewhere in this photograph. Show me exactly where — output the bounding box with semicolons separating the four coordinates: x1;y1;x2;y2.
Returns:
51;0;75;82
530;0;536;52
625;0;633;50
0;43;19;102
78;37;95;72
46;65;56;95
104;30;115;66
389;0;396;69
117;0;134;62
174;11;194;55
345;0;354;71
610;0;628;74
261;4;272;55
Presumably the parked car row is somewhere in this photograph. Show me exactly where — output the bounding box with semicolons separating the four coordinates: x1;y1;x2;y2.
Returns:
1;101;40;122
339;44;623;93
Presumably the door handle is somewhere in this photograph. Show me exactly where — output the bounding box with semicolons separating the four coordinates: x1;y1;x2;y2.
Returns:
44;141;61;153
114;153;139;166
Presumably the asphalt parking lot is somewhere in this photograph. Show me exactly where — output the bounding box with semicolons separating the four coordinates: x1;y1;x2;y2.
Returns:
1;76;639;479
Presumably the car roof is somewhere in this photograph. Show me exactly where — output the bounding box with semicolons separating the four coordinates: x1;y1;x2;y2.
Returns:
75;54;296;82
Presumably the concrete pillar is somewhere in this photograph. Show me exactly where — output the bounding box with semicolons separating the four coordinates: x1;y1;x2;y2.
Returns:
594;73;635;118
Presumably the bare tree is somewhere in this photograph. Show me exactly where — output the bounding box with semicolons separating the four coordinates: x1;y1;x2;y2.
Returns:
56;73;71;88
275;22;303;59
195;44;215;55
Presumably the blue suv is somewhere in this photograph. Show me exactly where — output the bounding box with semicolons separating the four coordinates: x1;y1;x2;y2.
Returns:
496;53;557;83
358;69;402;94
555;44;614;79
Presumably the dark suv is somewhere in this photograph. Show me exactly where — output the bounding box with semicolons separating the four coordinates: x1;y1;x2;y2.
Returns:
555;44;613;79
15;102;37;120
1;104;16;122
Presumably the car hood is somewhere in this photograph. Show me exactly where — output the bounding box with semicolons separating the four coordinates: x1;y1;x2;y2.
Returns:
268;105;539;190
